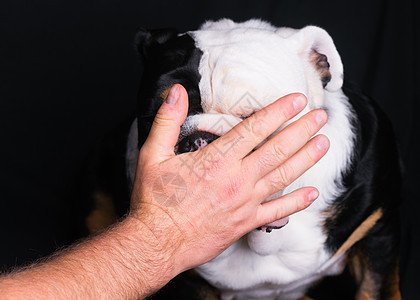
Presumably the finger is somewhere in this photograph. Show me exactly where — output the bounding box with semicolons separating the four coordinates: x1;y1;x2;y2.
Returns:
243;109;328;181
253;187;319;229
254;134;330;199
208;93;307;160
140;84;189;163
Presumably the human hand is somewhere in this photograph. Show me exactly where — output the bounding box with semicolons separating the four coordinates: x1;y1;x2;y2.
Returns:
128;84;329;277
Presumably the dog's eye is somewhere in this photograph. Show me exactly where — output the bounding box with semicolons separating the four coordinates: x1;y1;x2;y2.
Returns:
240;112;255;120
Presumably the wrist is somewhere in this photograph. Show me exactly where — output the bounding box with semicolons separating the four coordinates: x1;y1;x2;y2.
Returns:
0;209;183;299
125;208;183;292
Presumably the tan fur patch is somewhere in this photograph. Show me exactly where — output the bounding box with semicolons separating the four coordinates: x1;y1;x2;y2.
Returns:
333;209;384;299
358;270;379;299
348;252;379;300
333;209;383;258
161;86;173;102
86;191;117;233
349;252;363;283
388;264;402;300
360;292;375;300
348;237;401;300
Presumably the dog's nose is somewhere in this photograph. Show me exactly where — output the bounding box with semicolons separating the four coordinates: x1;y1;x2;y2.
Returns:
176;131;219;154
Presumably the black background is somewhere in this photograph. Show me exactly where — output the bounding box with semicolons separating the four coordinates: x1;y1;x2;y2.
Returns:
1;0;418;297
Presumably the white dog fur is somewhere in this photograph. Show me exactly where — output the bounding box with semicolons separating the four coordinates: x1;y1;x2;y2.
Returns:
127;19;356;300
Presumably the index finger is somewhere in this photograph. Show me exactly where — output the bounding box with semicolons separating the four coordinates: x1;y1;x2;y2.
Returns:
209;93;308;160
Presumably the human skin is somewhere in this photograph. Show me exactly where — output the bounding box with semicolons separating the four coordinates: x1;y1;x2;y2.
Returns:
0;84;329;299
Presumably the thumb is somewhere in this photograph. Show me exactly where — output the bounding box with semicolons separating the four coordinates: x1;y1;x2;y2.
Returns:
141;84;189;163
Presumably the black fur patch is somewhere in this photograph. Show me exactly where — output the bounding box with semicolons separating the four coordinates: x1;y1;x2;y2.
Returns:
323;82;401;298
135;31;203;149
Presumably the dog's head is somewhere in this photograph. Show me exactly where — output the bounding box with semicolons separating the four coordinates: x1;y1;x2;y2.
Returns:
134;18;343;148
128;18;344;243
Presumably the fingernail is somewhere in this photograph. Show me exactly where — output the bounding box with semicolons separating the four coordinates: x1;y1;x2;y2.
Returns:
166;85;179;105
293;95;307;111
316;136;329;151
315;110;327;125
308;190;319;202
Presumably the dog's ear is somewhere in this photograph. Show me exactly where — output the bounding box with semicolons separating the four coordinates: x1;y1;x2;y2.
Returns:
278;26;343;92
134;28;179;58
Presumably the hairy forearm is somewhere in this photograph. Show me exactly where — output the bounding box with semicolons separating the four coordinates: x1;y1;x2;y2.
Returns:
0;217;176;299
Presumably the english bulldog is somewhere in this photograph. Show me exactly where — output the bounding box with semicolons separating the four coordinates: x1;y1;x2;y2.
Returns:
89;19;402;299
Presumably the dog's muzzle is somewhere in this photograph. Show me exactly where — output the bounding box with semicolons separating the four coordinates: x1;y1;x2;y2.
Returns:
176;131;220;154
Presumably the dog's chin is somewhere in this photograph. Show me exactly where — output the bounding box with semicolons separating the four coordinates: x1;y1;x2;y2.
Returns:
248;221;289;256
256;217;289;233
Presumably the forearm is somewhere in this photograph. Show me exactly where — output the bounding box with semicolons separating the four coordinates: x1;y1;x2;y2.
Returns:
0;90;327;299
0;217;176;299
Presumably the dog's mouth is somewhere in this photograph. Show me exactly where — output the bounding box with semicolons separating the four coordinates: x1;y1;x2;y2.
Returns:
175;131;220;154
257;217;289;233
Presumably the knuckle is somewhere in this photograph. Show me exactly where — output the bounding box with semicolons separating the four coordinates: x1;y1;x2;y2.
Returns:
278;109;289;123
302;119;314;138
153;111;173;127
274;206;285;221
247;118;268;140
270;141;289;161
254;150;277;172
300;120;313;139
255;142;289;173
267;170;284;192
304;147;317;166
199;147;226;173
275;163;295;187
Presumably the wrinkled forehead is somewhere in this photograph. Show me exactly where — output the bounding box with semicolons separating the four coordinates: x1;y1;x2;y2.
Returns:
190;27;307;115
